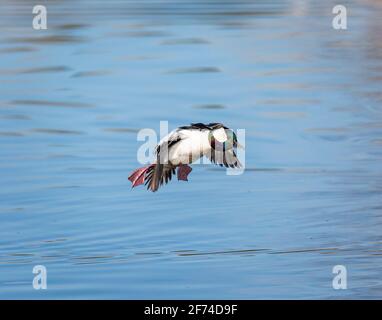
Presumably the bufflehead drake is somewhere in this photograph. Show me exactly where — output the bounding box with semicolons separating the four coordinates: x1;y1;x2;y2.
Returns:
128;123;242;192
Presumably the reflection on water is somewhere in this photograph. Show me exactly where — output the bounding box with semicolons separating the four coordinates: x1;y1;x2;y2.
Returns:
1;0;382;299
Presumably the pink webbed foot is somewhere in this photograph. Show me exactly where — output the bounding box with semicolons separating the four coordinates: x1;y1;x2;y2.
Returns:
177;164;192;181
128;165;154;188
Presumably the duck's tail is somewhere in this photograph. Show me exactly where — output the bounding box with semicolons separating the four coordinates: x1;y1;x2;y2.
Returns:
145;163;176;192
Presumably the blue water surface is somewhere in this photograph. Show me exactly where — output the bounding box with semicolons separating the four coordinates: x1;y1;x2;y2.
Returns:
0;0;382;299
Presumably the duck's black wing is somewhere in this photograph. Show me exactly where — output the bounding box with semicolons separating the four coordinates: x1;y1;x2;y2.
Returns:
146;129;185;192
179;123;228;130
145;163;176;192
205;148;242;169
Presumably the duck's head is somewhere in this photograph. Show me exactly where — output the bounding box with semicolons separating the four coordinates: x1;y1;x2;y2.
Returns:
208;126;238;152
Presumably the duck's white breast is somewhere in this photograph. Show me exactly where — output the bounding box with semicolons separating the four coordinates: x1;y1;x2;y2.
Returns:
169;130;210;165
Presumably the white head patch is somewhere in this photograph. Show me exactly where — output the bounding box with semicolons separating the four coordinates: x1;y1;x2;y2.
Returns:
213;128;227;142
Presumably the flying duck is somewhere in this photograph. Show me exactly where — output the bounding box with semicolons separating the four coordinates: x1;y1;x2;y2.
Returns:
128;123;242;192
